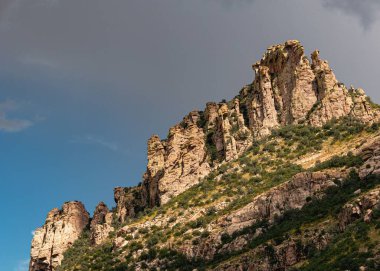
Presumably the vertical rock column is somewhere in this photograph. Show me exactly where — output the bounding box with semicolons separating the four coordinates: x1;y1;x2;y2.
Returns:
158;111;211;204
90;202;114;245
29;201;90;271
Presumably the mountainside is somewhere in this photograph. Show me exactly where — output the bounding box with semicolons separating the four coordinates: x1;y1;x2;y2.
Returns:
29;40;380;271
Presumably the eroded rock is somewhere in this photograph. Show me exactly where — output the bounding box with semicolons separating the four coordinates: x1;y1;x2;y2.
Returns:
115;40;380;220
90;202;114;245
339;187;380;230
29;201;89;271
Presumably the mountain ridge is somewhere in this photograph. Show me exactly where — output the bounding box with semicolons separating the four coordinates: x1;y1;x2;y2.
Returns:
29;40;380;271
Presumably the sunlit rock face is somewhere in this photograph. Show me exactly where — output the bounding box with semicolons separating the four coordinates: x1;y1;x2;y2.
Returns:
90;202;114;245
30;41;380;271
247;40;318;136
29;201;89;271
138;40;379;207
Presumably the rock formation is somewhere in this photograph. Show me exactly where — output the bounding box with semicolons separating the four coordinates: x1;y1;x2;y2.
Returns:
182;169;347;260
90;202;114;245
247;40;318;136
29;40;380;271
339;187;380;231
222;169;346;234
308;49;377;126
115;40;379;216
151;111;211;204
29;201;89;271
357;134;380;179
113;186;146;223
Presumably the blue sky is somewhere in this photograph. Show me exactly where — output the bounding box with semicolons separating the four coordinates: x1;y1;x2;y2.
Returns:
1;1;380;270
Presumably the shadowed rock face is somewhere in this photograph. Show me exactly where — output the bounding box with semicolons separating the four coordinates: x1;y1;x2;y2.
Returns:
29;201;89;271
113;186;146;223
357;135;380;179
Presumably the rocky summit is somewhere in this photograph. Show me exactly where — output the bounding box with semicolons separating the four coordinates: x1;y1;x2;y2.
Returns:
29;41;380;271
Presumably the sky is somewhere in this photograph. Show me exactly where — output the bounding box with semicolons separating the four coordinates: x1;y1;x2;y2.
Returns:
1;0;380;270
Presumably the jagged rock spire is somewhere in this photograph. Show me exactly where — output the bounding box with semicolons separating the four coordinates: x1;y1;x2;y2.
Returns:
138;40;379;206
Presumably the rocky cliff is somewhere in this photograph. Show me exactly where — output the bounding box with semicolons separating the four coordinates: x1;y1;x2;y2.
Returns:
29;201;89;271
90;202;114;245
29;40;380;271
115;40;379;223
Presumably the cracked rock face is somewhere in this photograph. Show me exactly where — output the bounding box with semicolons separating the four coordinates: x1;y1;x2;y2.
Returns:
90;202;114;245
114;186;146;223
248;40;318;137
29;201;89;271
339;187;380;231
357;135;380;179
155;111;211;204
204;100;252;162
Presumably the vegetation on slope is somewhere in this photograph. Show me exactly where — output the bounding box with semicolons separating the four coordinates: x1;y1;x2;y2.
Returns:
59;118;380;271
211;172;380;271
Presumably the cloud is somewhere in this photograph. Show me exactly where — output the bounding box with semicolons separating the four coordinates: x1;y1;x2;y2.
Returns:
322;0;380;29
14;259;29;271
70;135;120;152
214;0;256;9
0;0;21;30
20;56;58;69
0;0;13;16
0;100;33;132
0;117;33;132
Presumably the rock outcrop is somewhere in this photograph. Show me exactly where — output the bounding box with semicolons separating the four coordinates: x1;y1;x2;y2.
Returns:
214;229;332;271
222;169;346;235
29;201;89;271
339;187;380;231
357;135;380;179
205;100;252;162
150;111;211;204
247;40;317;136
113;40;379;217
182;169;347;260
114;186;146;223
90;202;114;245
130;42;379;216
308;50;378;126
29;40;380;271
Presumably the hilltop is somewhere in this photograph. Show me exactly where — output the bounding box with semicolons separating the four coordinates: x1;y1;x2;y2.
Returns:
29;40;380;271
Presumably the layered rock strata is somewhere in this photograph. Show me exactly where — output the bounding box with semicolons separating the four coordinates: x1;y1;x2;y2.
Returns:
181;169;347;260
214;186;380;271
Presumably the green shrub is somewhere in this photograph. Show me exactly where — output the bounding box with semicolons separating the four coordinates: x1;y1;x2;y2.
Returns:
313;152;363;171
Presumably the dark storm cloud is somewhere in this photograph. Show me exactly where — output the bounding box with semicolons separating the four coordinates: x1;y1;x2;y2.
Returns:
0;0;12;14
0;0;379;128
2;2;380;270
322;0;380;29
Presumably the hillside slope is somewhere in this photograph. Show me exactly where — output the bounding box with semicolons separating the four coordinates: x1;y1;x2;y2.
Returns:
29;41;380;271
